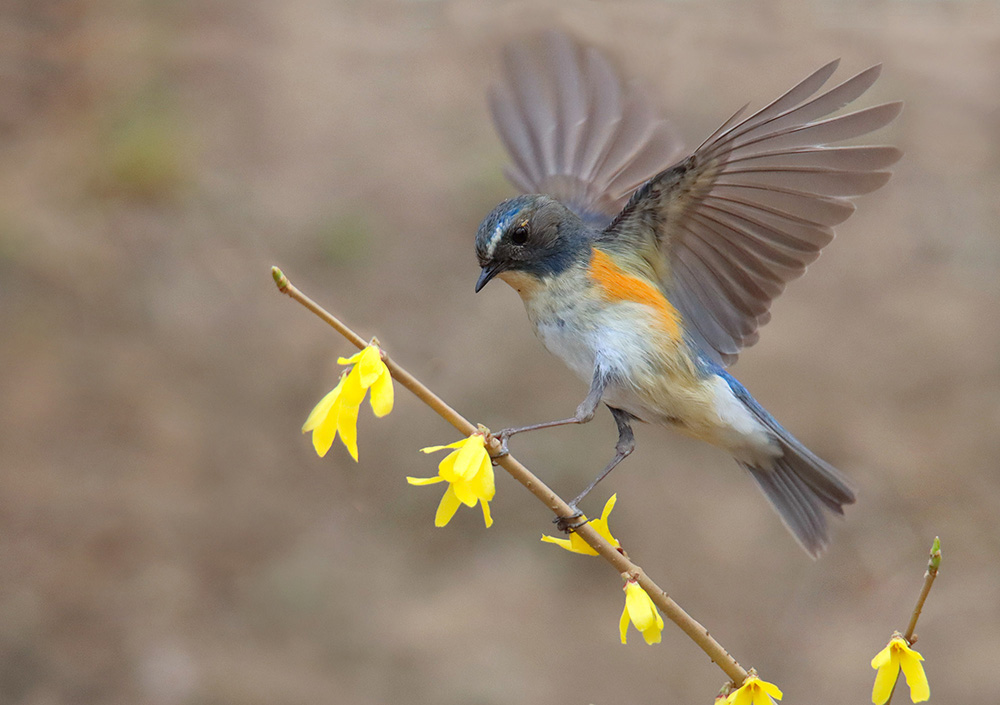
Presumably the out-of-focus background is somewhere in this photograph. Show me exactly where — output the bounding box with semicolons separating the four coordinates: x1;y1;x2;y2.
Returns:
2;1;998;703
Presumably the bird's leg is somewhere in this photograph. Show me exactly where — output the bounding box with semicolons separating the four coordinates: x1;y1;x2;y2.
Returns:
492;370;607;457
555;407;635;533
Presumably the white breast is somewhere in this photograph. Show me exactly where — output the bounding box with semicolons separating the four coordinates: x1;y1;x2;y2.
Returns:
529;293;665;417
515;273;778;464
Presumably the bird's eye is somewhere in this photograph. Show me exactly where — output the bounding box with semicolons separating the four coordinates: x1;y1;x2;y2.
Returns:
510;225;529;245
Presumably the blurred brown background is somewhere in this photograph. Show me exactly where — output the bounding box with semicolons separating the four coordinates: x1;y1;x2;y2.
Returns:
2;1;998;703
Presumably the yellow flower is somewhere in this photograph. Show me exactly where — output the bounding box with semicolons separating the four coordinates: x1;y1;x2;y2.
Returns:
726;673;783;705
541;494;620;555
871;636;929;704
337;346;394;417
407;433;495;528
619;579;664;645
302;344;393;460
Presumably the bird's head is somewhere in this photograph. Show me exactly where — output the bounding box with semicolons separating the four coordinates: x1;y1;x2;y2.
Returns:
474;195;586;293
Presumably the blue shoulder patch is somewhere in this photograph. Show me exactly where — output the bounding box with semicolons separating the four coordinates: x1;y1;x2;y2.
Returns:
705;361;786;433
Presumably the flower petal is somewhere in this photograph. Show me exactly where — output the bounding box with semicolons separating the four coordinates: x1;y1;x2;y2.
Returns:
590;518;618;548
568;532;599;555
619;604;630;644
540;535;575;551
406;476;446;486
437;451;461;483
481;499;493;528
337;397;360;462
758;679;782;701
871;643;893;669
898;650;929;703
302;380;344;432
642;600;663;644
640;624;662;645
420;445;449;454
369;368;394;417
752;687;769;705
600;493;618;522
308;388;344;457
727;686;751;705
895;639;924;662
356;346;385;388
434;485;462;527
468;457;495;501
451;479;478;507
624;582;657;632
336;350;363;366
340;367;367;406
311;407;338;457
872;659;899;705
420;439;469;453
453;436;486;480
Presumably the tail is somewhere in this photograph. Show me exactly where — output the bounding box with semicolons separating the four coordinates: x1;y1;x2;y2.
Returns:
739;429;856;558
721;373;856;557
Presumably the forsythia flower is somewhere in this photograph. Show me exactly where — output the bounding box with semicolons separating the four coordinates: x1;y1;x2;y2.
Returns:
302;344;394;460
407;433;495;528
726;673;783;705
871;636;929;704
541;494;620;555
619;579;664;645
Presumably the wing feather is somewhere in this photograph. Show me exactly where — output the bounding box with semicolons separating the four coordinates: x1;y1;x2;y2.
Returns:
706;185;857;227
718;102;903;158
682;219;785;297
694;60;841;152
489;31;684;224
681;234;773;318
724;145;902;172
604;62;901;364
488;34;901;365
705;65;884;155
671;252;744;357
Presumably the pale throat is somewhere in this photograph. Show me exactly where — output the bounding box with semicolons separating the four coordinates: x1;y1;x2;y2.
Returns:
498;270;544;300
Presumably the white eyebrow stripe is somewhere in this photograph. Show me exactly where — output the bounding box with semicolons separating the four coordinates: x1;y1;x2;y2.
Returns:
484;225;504;259
485;205;519;259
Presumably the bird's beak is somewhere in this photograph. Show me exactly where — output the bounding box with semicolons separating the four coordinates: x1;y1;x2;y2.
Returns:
475;263;504;293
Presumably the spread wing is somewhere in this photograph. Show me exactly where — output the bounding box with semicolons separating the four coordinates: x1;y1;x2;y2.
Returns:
603;60;903;365
489;30;685;227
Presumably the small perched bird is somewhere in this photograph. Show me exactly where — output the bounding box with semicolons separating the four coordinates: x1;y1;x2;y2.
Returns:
474;31;902;556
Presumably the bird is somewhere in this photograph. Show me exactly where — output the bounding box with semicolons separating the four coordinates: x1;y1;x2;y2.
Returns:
473;30;902;557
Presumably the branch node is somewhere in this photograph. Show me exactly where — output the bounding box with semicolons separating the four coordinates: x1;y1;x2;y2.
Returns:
271;266;289;292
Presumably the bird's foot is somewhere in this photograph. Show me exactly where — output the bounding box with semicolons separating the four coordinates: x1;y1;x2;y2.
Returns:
490;428;520;459
553;505;588;533
484;428;512;462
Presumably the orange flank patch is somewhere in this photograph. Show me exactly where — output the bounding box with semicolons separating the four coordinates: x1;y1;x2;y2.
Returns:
588;249;681;338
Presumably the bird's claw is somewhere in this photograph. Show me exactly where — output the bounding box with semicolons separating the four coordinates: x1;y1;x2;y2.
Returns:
485;429;511;463
553;506;589;533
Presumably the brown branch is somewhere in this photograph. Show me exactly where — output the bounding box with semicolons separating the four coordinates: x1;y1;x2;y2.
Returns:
272;266;748;685
904;536;941;642
884;536;941;705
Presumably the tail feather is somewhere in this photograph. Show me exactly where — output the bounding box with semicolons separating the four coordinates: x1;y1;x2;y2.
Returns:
711;367;856;556
740;425;856;557
724;373;856;557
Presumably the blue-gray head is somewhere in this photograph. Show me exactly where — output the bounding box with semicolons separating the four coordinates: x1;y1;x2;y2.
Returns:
474;194;587;292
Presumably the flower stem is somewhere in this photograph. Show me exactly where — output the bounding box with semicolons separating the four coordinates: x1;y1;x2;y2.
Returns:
904;536;941;642
885;537;941;705
272;267;749;684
